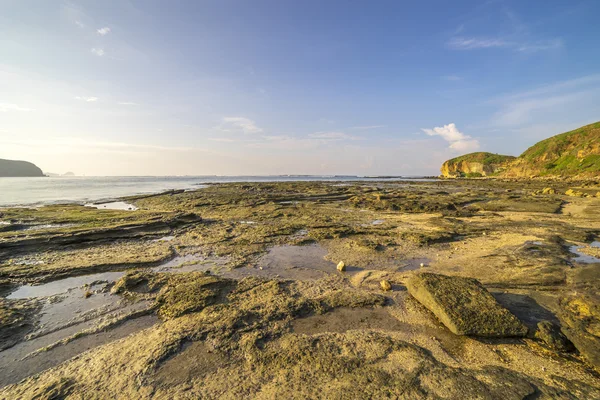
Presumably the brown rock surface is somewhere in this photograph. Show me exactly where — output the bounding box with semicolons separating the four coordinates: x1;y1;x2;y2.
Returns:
406;273;528;337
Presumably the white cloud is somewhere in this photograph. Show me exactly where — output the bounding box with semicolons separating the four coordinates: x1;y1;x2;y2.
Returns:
208;137;236;143
449;139;481;152
0;137;195;153
516;39;563;52
493;92;588;126
349;125;387;130
97;27;111;36
489;75;600;126
308;131;359;140
0;103;33;112
118;102;139;106
75;20;85;28
75;96;98;102
219;117;263;134
91;48;105;56
448;37;509;50
448;37;562;53
422;123;480;152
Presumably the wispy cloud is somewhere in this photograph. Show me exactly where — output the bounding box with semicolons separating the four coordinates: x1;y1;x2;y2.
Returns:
422;123;480;152
97;27;111;36
208;137;237;143
516;39;563;53
118;102;139;106
349;125;387;130
91;48;105;56
0;103;32;113
219;117;263;134
0;103;33;112
448;36;563;53
75;96;98;102
308;131;360;140
0;137;196;154
75;20;85;28
490;74;600;126
448;37;509;50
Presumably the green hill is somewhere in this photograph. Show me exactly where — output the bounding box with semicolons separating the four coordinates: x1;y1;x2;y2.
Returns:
0;159;44;177
441;122;600;179
503;122;600;178
440;152;516;178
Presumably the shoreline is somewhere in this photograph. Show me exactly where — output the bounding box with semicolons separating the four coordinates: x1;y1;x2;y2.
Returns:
1;179;599;397
0;176;439;208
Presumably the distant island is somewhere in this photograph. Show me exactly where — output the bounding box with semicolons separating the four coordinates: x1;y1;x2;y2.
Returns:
0;158;44;177
441;121;600;179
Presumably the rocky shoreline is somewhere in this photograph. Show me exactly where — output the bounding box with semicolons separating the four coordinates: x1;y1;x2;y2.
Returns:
0;179;599;398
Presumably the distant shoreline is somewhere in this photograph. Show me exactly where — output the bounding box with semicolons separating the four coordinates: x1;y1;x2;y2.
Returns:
0;175;440;208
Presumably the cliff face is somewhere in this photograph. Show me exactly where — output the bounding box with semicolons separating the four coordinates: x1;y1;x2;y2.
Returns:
0;159;44;177
440;153;516;178
440;122;600;179
502;122;600;179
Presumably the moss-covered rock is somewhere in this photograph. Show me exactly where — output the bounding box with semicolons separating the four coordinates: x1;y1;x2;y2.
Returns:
406;273;528;337
534;320;574;352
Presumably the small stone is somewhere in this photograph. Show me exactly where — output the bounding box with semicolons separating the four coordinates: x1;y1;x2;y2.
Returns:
337;261;346;272
380;280;392;291
565;189;586;197
84;290;93;298
420;263;425;268
541;187;556;195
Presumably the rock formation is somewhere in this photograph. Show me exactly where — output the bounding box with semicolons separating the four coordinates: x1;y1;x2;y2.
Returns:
440;153;515;178
441;121;600;179
0;159;44;177
406;273;528;337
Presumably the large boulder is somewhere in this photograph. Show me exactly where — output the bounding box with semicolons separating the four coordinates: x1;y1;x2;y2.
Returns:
406;273;528;337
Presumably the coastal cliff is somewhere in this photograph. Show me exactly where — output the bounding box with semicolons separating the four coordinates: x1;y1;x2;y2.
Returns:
503;122;600;179
0;159;44;177
441;121;600;179
440;152;515;178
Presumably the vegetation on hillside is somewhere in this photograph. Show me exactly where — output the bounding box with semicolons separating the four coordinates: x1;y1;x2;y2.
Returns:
441;122;600;179
445;152;516;166
516;122;600;176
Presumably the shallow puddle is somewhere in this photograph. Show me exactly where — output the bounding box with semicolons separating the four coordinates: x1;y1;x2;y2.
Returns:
0;314;158;388
570;241;600;263
8;272;124;299
153;235;175;242
85;201;138;211
249;244;363;280
400;258;430;271
0;253;228;387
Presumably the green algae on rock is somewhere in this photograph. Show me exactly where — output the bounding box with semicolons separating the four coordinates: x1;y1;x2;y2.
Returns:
406;273;528;337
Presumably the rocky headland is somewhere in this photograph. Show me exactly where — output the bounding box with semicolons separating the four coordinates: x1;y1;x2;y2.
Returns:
441;152;515;178
441;121;600;180
0;159;44;178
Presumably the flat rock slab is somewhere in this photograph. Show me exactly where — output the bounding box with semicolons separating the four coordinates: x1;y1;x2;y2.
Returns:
407;273;528;337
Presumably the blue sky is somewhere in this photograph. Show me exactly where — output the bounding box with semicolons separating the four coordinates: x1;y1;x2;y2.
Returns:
1;0;599;176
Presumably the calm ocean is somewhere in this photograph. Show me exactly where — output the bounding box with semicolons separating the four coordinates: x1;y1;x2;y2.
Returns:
0;176;434;207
